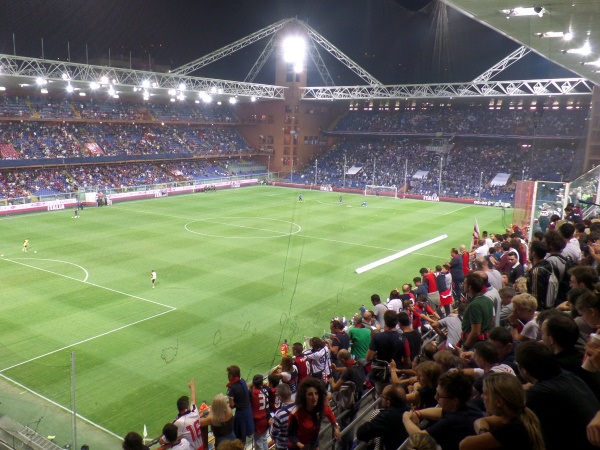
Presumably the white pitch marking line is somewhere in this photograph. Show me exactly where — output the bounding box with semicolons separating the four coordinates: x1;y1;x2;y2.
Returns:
442;205;471;215
3;258;175;310
12;257;89;282
0;309;176;373
356;234;449;274
0;373;123;440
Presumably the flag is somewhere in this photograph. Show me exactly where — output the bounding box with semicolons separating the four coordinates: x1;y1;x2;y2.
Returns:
143;424;148;439
470;218;480;250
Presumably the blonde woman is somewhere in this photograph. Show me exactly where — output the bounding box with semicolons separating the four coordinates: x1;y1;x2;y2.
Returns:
459;372;545;450
209;394;236;448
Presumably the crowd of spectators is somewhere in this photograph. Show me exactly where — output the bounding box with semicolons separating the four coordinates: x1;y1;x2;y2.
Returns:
291;137;582;200
333;107;589;137
0;121;252;159
0;93;240;124
124;214;600;450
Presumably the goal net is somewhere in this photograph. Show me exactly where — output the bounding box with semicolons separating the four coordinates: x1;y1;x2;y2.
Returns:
364;185;397;198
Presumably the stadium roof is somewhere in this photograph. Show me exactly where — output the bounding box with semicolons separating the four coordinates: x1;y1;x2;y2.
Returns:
444;0;600;86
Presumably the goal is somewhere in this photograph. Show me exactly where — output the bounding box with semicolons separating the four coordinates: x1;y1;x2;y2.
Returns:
364;185;398;198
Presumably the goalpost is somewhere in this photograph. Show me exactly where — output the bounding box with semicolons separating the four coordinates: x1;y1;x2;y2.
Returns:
364;185;398;198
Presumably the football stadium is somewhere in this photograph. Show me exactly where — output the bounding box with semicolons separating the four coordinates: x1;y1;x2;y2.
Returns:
1;1;600;450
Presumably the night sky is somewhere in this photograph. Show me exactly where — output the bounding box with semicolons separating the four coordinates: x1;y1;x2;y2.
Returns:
0;0;575;86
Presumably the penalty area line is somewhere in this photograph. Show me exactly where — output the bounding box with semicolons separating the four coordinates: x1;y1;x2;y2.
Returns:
355;234;448;274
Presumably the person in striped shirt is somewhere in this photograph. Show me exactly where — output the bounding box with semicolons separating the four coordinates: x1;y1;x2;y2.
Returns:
270;384;296;450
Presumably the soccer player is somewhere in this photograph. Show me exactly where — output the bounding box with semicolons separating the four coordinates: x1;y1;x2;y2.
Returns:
22;238;29;252
151;270;157;288
73;207;79;219
298;194;303;202
361;201;367;207
339;196;343;204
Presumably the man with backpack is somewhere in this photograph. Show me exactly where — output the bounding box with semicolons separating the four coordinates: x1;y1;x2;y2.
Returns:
544;230;577;308
528;240;553;309
329;349;366;450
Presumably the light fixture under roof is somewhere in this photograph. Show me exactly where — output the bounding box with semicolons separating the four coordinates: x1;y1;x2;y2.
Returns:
567;41;592;55
538;31;565;38
502;7;545;18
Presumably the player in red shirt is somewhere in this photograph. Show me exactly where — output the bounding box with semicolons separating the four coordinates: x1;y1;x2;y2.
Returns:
279;339;290;356
292;342;312;384
250;374;270;450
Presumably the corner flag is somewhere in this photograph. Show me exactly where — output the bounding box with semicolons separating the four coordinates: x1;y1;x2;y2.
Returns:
470;218;480;250
143;424;148;439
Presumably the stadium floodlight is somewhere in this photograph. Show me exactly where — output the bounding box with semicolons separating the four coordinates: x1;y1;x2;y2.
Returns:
199;92;212;103
170;98;176;102
229;97;237;104
113;94;119;99
567;41;591;55
177;93;185;101
282;36;306;64
100;76;109;85
564;32;573;41
143;91;149;101
141;80;151;89
251;96;257;102
66;84;74;93
61;73;70;80
40;88;48;94
89;82;100;90
178;83;186;91
79;92;86;97
168;89;176;96
35;77;47;86
502;7;544;17
0;87;5;91
108;86;115;96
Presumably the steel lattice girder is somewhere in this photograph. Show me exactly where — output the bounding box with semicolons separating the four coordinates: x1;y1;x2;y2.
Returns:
0;54;286;99
300;78;594;100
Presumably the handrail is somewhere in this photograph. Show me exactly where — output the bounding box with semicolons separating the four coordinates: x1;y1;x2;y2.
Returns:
320;396;381;450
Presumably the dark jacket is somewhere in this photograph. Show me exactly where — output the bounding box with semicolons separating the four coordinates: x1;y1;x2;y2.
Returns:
356;404;410;450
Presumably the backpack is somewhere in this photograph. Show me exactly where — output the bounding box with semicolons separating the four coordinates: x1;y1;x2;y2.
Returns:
545;254;577;307
331;381;357;411
435;272;447;292
369;359;390;383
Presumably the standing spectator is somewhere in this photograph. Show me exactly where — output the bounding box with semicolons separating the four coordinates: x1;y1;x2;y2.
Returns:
461;273;495;350
348;315;371;365
363;310;381;331
371;294;388;325
507;252;524;286
226;365;253;444
439;264;454;316
399;311;422;361
421;267;441;316
560;222;582;262
172;379;203;450
292;343;312;385
367;310;411;394
516;341;600;450
458;372;545;450
270;356;299;401
207;394;236;448
527;240;552;309
270;384;295;450
450;248;465;301
432;302;467;348
329;320;350;375
497;287;516;327
249;374;270;450
287;378;340;449
387;289;404;313
305;337;331;382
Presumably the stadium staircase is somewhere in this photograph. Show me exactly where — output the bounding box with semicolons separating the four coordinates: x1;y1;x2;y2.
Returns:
24;100;39;119
69;103;82;119
0;416;63;450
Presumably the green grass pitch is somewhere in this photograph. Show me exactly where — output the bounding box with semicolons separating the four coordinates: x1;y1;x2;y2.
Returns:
0;185;511;441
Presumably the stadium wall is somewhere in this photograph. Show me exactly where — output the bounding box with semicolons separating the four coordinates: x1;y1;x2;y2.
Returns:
0;179;259;216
